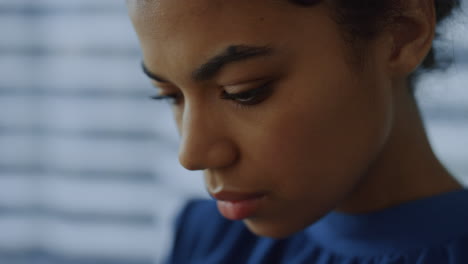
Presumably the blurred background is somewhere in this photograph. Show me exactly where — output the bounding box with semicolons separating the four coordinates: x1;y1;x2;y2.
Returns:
0;0;466;263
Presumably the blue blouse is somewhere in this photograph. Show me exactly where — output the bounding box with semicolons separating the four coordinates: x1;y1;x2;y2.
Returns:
165;189;468;264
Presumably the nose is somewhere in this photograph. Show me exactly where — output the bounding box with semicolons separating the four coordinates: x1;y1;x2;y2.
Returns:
177;105;238;171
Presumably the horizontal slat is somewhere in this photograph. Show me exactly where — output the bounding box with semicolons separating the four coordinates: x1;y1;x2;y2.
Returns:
0;164;156;183
0;206;153;226
0;46;140;58
0;136;169;171
0;159;205;197
0;177;161;216
0;249;151;264
0;126;160;142
0;136;42;164
0;0;125;15
0;56;148;91
0;217;36;248
0;86;148;98
0;15;138;51
0;0;123;8
0;97;178;142
0;217;159;259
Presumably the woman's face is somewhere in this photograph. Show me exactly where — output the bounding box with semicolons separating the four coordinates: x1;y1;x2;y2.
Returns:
129;0;394;238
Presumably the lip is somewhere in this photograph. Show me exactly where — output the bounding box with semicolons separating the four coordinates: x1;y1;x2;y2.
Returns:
211;191;265;202
211;190;266;220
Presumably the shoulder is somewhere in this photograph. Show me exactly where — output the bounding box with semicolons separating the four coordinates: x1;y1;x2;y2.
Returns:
165;199;259;263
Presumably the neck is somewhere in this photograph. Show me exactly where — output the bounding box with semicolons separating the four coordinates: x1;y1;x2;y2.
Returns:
337;83;463;214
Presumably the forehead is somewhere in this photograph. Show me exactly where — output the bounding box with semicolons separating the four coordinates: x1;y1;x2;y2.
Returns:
128;0;295;40
127;0;285;20
128;0;333;81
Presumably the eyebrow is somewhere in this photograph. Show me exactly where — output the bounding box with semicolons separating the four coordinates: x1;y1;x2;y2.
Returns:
141;44;274;83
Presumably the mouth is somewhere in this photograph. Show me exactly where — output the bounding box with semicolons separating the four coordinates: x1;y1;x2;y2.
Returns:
211;191;266;220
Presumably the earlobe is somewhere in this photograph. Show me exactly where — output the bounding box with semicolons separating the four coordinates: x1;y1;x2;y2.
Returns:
388;0;436;77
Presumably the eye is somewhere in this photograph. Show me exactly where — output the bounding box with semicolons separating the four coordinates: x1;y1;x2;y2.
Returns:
150;93;183;105
220;81;274;107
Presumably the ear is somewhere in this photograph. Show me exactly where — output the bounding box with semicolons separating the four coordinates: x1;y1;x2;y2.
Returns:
387;0;436;77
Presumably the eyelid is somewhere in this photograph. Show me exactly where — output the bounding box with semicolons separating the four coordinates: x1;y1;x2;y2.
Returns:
151;82;178;94
223;76;271;86
151;81;174;90
223;78;271;92
221;79;274;106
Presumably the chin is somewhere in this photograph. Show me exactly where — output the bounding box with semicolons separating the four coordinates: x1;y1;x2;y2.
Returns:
243;217;316;239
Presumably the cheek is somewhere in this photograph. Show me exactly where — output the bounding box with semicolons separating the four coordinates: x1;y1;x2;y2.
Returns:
247;69;393;201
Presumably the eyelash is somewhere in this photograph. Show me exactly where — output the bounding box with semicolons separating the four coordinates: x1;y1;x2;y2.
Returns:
150;93;182;105
150;81;274;108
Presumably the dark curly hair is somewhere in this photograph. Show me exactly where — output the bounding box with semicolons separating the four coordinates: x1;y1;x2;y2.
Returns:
290;0;461;92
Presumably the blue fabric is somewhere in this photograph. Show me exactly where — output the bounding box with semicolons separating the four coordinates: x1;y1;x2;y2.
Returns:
166;189;468;264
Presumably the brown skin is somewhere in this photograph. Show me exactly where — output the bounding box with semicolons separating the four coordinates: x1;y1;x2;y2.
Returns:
128;0;462;238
